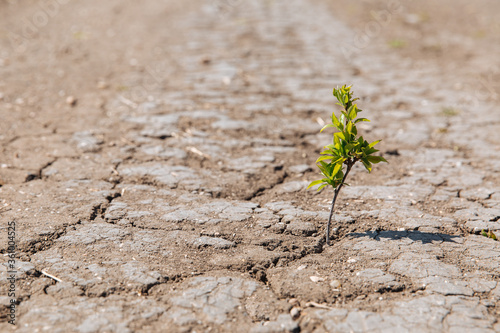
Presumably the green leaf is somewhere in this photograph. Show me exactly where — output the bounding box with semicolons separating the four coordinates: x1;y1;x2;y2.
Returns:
332;156;346;164
320;124;335;133
318;161;330;173
347;104;357;120
361;158;372;172
331;112;343;130
367;155;388;164
354;118;370;123
333;89;340;102
331;163;343;179
306;180;324;189
368;140;381;148
333;134;340;147
334;132;346;142
363;147;379;156
339;140;348;157
316;155;333;163
330;156;345;165
351;123;357;136
317;184;328;191
345;122;353;139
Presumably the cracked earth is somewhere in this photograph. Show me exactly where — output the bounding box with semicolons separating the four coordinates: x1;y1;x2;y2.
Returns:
1;0;500;332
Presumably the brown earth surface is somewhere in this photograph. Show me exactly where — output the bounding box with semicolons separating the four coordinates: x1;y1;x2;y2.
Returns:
1;0;500;332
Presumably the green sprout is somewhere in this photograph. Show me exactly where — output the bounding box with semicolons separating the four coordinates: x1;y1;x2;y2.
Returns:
308;85;387;245
481;229;497;241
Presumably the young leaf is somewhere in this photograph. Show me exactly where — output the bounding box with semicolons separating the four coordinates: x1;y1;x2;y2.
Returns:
354;118;370;123
368;140;381;148
331;112;342;130
320;124;336;133
330;163;343;180
339;113;345;126
345;143;355;151
316;155;333;163
334;132;346;142
367;155;388;164
351;123;357;136
307;179;324;189
361;158;372;172
317;184;328;191
347;104;357;120
330;156;345;165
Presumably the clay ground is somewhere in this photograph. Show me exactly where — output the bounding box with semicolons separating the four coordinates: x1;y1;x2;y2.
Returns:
1;0;500;332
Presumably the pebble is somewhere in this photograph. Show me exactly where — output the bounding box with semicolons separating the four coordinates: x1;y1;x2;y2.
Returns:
330;280;341;289
310;276;324;283
66;96;77;106
290;307;301;320
97;80;108;89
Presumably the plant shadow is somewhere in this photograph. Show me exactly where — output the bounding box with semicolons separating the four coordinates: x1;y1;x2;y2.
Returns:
348;230;461;244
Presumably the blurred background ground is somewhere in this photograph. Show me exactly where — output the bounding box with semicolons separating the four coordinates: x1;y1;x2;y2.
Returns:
0;0;499;332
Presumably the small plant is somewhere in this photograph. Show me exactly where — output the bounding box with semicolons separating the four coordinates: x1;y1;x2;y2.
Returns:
481;229;497;241
307;85;387;245
388;39;407;49
440;106;461;117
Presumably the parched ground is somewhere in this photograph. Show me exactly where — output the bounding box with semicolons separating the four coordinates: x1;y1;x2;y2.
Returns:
1;0;500;332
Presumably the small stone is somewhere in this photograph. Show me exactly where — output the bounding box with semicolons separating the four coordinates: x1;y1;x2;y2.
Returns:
66;96;77;106
250;314;299;333
330;279;341;289
310;276;324;283
290;307;301;320
405;13;421;24
200;57;211;65
97;80;108;89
